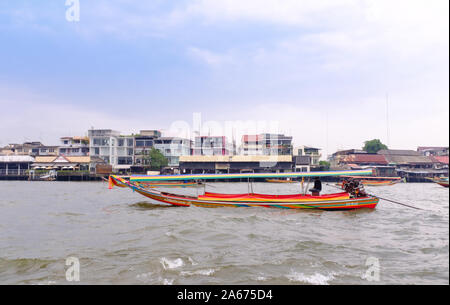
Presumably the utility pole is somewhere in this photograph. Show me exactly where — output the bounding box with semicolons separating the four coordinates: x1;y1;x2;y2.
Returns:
386;93;390;147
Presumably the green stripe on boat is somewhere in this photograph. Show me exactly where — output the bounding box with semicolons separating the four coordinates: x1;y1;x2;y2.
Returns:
129;169;373;182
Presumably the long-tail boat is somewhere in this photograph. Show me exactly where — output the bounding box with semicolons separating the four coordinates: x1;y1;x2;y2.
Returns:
265;178;297;183
108;170;380;210
104;176;199;188
426;177;449;187
338;176;404;187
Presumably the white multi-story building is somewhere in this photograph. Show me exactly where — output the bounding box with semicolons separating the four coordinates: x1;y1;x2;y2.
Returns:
193;136;232;156
293;146;322;167
59;136;90;156
240;134;293;156
88;129;135;172
153;137;192;167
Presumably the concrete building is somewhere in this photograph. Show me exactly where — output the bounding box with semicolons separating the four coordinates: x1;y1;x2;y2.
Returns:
5;142;58;156
240;135;264;155
293;146;322;167
134;130;162;166
153;137;192;167
59;136;90;156
193;136;231;156
88;129;135;172
240;134;293;156
292;156;312;172
179;155;293;174
417;146;449;157
0;155;34;177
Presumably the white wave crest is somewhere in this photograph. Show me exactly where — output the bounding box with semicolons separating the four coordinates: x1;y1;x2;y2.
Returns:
286;271;335;285
160;257;184;270
180;269;216;276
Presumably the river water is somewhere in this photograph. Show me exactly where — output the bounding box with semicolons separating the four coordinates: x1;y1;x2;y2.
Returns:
0;181;448;285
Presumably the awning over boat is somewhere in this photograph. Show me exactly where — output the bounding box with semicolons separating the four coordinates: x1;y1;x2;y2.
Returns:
129;169;374;182
341;175;402;180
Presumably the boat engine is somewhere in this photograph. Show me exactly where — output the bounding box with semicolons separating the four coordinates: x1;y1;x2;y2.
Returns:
343;179;367;198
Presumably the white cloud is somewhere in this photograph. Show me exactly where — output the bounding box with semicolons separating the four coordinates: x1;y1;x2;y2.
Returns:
187;47;233;67
181;0;361;26
0;86;149;146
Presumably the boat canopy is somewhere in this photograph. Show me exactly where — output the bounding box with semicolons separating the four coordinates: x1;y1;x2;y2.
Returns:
129;169;373;182
340;175;401;180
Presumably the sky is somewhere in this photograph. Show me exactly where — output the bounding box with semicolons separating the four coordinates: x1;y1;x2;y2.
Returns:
0;0;448;158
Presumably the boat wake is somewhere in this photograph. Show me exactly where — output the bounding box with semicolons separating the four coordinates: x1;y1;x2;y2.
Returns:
286;270;336;285
129;202;177;210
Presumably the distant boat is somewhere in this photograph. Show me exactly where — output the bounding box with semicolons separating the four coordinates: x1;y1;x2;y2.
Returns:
338;176;404;187
265;178;297;183
427;177;449;188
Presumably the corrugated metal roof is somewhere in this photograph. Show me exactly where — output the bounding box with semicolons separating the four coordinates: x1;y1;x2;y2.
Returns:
342;154;388;164
384;155;433;164
378;149;421;156
430;156;449;164
0;155;35;163
180;155;292;162
34;156;57;162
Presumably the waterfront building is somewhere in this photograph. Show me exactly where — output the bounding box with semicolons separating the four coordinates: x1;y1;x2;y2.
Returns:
58;136;90;156
0;155;34;177
134;130;162;166
153;137;192;167
240;135;263;155
329;149;396;176
31;155;91;171
377;149;445;181
417;146;449;157
88;129;135;172
193;136;231;156
179;155;293;174
293;146;322;168
429;155;449;170
0;146;13;155
5;142;58;156
240;134;293;156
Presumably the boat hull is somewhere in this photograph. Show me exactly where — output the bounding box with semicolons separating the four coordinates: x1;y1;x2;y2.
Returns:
110;176;379;210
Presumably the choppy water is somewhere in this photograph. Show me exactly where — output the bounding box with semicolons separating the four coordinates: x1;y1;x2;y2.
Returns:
0;181;448;285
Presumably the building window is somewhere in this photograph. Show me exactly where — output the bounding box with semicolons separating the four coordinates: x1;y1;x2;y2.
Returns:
118;139;124;147
118;157;133;165
93;138;109;146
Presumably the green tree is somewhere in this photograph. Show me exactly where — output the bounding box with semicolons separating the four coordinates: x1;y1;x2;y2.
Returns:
318;161;331;171
146;148;169;171
363;139;388;153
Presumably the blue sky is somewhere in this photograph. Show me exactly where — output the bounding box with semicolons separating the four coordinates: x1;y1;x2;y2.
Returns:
0;0;448;157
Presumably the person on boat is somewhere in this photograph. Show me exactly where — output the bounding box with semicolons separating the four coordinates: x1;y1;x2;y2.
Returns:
309;177;322;196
